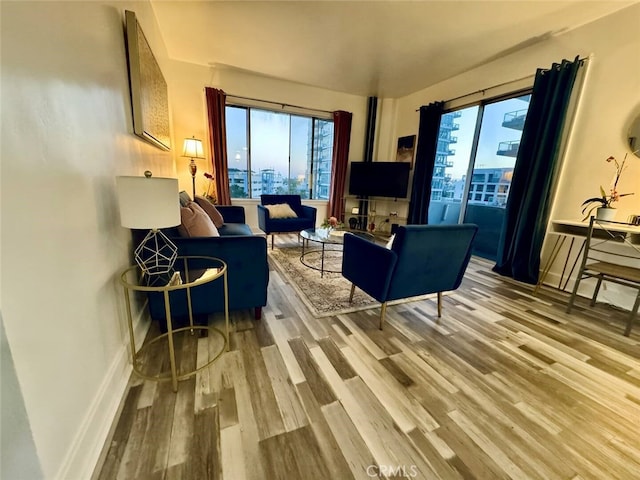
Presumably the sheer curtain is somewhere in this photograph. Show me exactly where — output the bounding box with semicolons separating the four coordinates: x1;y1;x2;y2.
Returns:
493;57;585;284
327;110;353;220
205;87;231;205
407;102;444;225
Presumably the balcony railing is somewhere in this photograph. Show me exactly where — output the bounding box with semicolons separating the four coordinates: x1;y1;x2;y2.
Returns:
502;109;528;131
496;141;520;157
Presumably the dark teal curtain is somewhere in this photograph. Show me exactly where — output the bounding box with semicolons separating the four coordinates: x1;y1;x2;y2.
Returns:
493;57;583;284
407;102;444;224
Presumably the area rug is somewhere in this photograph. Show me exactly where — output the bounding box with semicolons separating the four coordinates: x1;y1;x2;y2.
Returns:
267;244;441;318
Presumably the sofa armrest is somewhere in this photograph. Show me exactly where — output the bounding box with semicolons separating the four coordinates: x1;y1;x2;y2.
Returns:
216;205;245;224
299;205;317;225
342;233;397;302
257;204;270;232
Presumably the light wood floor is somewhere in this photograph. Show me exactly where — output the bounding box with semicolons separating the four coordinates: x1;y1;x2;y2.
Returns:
95;236;640;480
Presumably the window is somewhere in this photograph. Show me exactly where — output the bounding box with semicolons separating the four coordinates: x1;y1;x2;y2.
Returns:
225;105;334;199
428;91;532;260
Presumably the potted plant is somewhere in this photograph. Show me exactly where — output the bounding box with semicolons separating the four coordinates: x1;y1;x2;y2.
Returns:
581;154;634;220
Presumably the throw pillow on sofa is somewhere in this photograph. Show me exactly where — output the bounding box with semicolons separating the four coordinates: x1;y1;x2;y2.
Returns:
179;190;192;207
266;203;298;219
178;202;220;237
194;195;225;228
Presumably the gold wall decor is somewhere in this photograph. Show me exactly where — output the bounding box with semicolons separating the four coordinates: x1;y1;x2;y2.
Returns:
125;10;171;151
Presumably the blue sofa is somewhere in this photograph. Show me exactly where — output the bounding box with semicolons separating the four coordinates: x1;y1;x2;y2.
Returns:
257;194;317;249
147;205;269;331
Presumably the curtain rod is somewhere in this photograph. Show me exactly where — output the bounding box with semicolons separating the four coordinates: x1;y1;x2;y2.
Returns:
418;56;589;109
225;93;334;115
445;72;535;104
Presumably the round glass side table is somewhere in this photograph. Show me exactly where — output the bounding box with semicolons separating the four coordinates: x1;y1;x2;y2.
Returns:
119;256;229;392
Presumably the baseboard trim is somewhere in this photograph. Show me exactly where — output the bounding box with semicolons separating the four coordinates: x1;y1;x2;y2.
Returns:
54;306;150;480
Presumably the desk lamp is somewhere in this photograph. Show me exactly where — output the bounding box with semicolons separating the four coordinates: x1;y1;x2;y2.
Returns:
116;172;180;281
182;136;205;200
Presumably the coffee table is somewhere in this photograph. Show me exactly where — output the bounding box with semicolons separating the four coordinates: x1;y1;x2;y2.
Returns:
299;228;373;277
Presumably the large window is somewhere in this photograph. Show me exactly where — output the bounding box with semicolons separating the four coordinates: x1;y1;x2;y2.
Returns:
225;105;334;199
429;92;532;260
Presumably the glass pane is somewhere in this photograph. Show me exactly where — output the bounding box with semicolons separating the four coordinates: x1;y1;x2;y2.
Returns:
250;109;290;197
464;94;531;260
290;115;312;198
428;106;478;225
226;106;249;198
312;119;334;200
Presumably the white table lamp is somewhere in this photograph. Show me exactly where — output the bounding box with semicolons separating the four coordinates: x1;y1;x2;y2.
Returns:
116;172;180;279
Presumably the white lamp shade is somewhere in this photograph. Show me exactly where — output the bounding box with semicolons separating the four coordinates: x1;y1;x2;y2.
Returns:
116;176;180;229
182;138;205;158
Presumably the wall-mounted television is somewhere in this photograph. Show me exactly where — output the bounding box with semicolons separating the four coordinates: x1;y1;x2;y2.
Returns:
348;161;410;198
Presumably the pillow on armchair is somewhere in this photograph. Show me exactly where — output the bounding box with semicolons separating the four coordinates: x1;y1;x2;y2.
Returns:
265;203;298;219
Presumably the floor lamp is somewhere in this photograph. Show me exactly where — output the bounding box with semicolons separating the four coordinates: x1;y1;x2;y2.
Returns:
116;172;181;284
182;136;205;200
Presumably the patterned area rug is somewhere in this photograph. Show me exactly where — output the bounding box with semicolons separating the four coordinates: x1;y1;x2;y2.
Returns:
268;243;440;318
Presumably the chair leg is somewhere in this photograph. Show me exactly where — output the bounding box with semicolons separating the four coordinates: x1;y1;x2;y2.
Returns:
271;234;274;250
349;284;355;303
379;302;387;330
623;292;640;337
437;292;442;317
591;276;604;306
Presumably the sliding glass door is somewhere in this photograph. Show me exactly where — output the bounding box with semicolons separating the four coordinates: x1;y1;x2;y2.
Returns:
428;92;531;260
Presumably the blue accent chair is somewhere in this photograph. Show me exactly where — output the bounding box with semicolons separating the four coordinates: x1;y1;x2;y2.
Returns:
342;224;478;329
257;194;317;249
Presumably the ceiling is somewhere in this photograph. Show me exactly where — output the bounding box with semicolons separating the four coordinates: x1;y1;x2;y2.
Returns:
151;1;635;98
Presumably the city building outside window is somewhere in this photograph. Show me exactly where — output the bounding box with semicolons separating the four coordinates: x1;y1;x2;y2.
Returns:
225;105;334;199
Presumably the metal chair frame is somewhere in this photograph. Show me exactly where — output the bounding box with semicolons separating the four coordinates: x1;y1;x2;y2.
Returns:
566;217;640;336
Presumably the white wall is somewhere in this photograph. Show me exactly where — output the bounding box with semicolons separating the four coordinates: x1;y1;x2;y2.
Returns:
388;4;640;297
1;2;175;478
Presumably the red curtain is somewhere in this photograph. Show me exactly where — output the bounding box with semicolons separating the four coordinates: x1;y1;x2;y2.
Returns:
205;87;231;205
328;110;353;219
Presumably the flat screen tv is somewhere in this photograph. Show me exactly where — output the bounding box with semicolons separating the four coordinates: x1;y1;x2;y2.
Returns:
348;161;410;198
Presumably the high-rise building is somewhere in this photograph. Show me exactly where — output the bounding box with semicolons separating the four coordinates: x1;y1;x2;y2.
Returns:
431;111;461;201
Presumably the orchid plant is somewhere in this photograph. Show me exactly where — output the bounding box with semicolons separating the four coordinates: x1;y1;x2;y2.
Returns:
202;172;217;204
581;154;634;220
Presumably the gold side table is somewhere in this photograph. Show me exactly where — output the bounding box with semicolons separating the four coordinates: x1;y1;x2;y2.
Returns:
120;256;229;392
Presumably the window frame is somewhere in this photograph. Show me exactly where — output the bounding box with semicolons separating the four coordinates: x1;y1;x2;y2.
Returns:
225;103;334;200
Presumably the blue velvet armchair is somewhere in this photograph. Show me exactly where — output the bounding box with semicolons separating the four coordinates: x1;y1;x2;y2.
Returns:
257;194;317;249
342;224;478;329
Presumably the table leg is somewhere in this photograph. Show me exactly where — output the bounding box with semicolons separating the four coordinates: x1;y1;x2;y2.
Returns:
321;243;325;278
163;290;178;392
223;269;230;352
562;240;586;291
534;234;566;294
124;287;137;363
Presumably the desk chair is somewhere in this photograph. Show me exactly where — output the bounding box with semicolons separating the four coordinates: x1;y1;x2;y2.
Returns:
566;217;640;336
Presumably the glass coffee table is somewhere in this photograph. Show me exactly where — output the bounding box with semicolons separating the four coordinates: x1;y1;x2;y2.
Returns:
299;228;373;277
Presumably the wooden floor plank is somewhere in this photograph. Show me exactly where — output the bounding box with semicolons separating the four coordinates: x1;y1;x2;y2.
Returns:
236;329;286;440
261;344;309;432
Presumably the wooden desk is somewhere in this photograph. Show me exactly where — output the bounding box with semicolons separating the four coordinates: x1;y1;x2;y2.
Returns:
536;219;640;293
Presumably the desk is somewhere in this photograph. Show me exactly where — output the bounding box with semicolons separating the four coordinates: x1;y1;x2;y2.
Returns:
536;220;640;293
120;256;229;392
